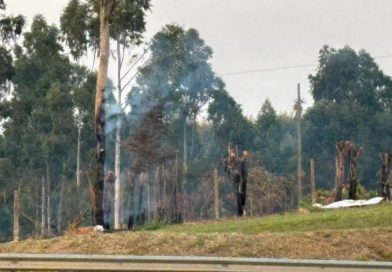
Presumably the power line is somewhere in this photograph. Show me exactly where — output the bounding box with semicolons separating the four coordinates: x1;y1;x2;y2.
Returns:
221;63;315;76
221;54;392;76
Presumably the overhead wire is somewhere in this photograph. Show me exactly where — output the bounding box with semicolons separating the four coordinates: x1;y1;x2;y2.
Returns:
220;54;392;76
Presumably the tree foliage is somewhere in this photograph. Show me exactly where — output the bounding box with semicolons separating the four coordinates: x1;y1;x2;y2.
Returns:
0;15;96;238
60;0;150;59
127;24;220;169
0;0;25;93
304;45;392;188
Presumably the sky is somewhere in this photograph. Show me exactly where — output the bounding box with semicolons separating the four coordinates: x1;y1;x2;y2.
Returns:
4;0;392;117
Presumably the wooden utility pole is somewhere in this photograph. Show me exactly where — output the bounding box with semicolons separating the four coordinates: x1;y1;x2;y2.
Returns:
213;168;219;219
13;190;20;241
310;159;316;203
295;83;303;203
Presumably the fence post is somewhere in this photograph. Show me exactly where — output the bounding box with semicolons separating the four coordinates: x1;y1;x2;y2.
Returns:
310;159;316;203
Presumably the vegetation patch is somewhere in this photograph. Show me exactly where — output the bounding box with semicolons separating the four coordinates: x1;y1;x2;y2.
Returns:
1;204;391;261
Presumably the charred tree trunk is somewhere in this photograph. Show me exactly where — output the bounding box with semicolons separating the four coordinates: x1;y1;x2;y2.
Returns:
137;179;144;225
126;170;135;229
155;165;164;220
348;144;363;200
335;141;363;201
335;141;349;201
94;0;113;226
379;152;392;201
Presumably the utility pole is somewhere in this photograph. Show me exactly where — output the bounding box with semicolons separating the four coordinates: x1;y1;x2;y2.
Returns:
295;83;303;204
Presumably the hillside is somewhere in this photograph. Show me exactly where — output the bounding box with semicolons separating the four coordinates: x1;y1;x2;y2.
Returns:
1;203;391;261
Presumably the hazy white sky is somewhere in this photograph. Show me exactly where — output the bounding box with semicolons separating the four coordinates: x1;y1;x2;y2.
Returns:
5;0;392;117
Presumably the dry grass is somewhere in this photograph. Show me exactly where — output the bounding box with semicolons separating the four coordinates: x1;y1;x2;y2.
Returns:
1;203;392;261
1;228;391;261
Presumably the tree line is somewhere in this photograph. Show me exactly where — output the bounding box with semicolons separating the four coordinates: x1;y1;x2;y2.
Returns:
0;0;391;240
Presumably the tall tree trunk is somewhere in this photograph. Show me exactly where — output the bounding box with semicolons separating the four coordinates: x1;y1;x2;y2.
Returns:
126;170;135;229
147;182;151;221
190;120;195;161
41;175;46;236
138;173;145;225
13;190;19;241
46;160;51;234
114;40;122;230
76;112;82;211
57;176;65;234
213;168;219;219
35;190;39;237
173;150;178;223
94;0;113;226
155;166;160;220
183;120;187;175
182;120;187;222
76;113;81;188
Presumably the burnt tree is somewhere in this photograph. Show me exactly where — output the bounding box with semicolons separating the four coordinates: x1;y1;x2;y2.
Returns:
335;141;363;201
379;152;392;201
347;143;363;200
223;145;248;216
335;141;350;201
94;0;114;226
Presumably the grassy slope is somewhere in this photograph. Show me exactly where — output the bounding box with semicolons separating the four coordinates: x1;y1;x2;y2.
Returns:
0;203;391;261
160;202;392;233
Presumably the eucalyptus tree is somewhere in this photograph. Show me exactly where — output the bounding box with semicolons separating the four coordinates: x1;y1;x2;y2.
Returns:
207;82;254;156
254;99;283;173
126;24;221;222
128;23;219;197
60;0;151;228
303;45;392;188
0;15;94;236
0;0;25;95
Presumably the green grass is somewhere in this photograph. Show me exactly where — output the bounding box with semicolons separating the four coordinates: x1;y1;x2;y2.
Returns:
158;202;392;234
